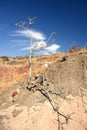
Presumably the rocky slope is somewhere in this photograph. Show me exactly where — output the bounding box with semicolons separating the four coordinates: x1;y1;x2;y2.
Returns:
0;50;87;130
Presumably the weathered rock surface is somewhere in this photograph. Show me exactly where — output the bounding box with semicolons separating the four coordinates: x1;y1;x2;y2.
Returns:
0;53;87;130
0;95;87;130
46;53;87;96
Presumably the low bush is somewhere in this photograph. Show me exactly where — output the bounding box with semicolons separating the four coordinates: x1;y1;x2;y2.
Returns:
68;45;80;53
1;56;9;61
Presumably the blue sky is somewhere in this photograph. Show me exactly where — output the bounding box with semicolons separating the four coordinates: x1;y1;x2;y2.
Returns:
0;0;87;56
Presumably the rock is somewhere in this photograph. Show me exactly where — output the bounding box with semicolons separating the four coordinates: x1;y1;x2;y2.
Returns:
0;96;87;130
46;53;87;96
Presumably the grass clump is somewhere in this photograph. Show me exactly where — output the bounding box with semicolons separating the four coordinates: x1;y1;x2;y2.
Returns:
1;56;9;61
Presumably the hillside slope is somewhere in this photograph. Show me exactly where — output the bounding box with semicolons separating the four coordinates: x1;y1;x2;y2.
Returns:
0;53;64;94
0;51;87;130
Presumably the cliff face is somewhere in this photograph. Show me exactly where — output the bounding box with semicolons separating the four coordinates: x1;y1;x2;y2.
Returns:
0;52;87;130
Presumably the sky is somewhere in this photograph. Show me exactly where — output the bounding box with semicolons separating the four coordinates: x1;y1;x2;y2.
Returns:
0;0;87;56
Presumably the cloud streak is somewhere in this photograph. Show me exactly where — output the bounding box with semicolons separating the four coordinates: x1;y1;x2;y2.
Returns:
20;47;30;51
44;44;60;53
33;41;47;50
13;29;46;40
19;40;47;51
11;39;29;44
20;43;60;55
10;29;60;55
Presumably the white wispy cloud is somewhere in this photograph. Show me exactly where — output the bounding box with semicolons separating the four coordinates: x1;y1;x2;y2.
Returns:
11;39;29;47
19;43;60;55
33;41;47;50
20;47;30;51
11;39;29;44
38;44;60;55
44;44;60;53
13;29;46;40
19;40;47;51
10;29;60;55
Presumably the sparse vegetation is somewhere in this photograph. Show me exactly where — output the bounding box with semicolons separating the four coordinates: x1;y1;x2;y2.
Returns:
67;45;87;56
1;56;9;61
7;60;18;65
68;45;80;54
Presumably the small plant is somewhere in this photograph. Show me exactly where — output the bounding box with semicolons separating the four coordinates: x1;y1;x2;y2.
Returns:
68;45;80;54
1;56;9;61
